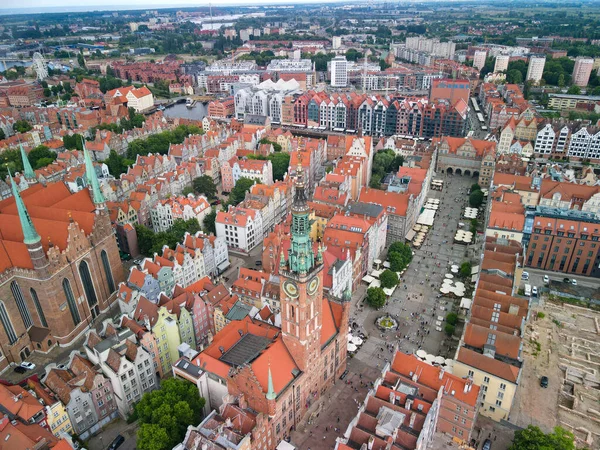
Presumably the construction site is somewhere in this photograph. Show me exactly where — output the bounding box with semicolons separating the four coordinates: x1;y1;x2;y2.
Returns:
513;300;600;449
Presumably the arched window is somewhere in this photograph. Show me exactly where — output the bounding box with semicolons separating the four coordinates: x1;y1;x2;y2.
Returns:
30;289;48;328
79;261;98;308
11;281;32;329
0;302;17;344
101;250;116;293
63;279;81;326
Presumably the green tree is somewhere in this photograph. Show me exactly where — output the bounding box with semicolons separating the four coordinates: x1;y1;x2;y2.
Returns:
192;175;217;199
446;312;458;326
366;287;386;309
470;183;481;193
34;157;54;169
0;129;4;140
567;85;581;95
182;186;194;196
506;69;523;84
13;120;32;133
469;190;484;207
387;242;413;272
269;152;290;181
104;150;130;177
137;424;171;450
444;324;455;336
135;378;206;450
28;146;56;168
558;73;566;87
470;218;479;234
77;52;86;68
459;261;472;279
229;177;255;205
203;209;217;234
509;426;575;450
379;269;399;289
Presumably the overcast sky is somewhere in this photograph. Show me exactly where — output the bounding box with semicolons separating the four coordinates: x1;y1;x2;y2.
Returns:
0;0;333;13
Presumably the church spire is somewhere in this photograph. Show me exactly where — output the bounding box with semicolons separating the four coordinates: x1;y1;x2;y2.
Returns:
82;137;105;207
8;169;40;245
19;144;36;180
285;152;316;275
266;361;276;401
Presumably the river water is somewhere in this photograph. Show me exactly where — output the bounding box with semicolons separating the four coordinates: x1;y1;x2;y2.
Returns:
163;102;208;121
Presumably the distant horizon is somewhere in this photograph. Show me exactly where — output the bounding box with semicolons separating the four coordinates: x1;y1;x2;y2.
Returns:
0;0;362;15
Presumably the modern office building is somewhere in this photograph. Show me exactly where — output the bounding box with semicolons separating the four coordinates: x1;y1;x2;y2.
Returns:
572;57;594;87
330;56;349;87
473;50;487;71
494;55;510;73
526;55;546;84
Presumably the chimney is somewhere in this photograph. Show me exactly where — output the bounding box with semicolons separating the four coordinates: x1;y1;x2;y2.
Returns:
405;398;413;411
367;435;375;450
409;412;416;429
439;367;445;380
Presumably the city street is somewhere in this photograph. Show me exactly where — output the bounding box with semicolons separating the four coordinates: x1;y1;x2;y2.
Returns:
290;173;481;449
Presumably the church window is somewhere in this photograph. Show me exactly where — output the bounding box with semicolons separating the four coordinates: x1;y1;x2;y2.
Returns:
63;279;81;325
0;301;17;344
30;289;48;327
101;250;116;293
79;261;98;308
11;281;32;329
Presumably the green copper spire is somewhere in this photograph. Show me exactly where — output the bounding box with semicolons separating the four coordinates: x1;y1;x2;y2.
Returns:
82;137;105;206
19;144;36;180
266;362;276;401
8;169;40;245
286;155;316;275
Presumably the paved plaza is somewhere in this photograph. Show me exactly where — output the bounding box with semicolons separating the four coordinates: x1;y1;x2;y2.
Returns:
290;174;481;449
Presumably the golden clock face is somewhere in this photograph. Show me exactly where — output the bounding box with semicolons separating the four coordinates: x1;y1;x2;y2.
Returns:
283;280;299;298
307;277;320;296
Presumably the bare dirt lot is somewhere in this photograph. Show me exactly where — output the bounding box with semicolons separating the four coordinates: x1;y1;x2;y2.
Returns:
511;300;600;449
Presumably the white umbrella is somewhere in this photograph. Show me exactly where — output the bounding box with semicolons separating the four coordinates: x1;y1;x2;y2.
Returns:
445;358;454;366
347;333;353;341
351;336;363;346
416;349;427;358
347;343;358;352
434;356;445;365
425;354;435;362
445;274;454;279
451;268;459;273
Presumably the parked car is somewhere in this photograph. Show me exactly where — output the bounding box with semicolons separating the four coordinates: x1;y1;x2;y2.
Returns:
543;275;549;284
540;375;549;388
522;271;529;280
482;439;492;450
532;286;538;297
339;369;349;380
571;279;577;286
20;362;36;370
13;366;26;374
563;277;571;283
108;435;125;450
255;261;262;266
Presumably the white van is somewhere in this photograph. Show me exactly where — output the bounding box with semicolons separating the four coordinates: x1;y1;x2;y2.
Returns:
524;284;532;297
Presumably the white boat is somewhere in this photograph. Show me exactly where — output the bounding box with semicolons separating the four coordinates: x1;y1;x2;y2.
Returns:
157;104;165;111
186;98;194;108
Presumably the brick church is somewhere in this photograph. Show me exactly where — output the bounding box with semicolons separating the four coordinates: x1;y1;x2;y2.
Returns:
175;160;351;449
0;144;124;371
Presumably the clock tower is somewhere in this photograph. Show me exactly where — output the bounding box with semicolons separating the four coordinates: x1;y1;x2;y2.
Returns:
279;158;324;372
